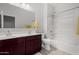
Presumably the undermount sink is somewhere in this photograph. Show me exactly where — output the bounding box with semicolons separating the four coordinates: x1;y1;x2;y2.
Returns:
0;34;14;40
11;32;37;37
12;33;29;37
0;35;7;37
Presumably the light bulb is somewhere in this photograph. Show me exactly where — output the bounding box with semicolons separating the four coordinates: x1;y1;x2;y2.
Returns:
26;4;30;8
21;3;25;7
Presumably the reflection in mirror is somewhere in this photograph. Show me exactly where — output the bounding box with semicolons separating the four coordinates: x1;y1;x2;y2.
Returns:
0;3;35;29
3;15;15;28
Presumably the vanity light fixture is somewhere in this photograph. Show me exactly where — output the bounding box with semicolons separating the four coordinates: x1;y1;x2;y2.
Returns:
21;3;32;11
9;3;33;11
26;4;30;8
25;4;32;11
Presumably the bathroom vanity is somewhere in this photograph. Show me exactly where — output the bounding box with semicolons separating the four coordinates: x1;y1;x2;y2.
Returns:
0;3;42;55
0;34;42;55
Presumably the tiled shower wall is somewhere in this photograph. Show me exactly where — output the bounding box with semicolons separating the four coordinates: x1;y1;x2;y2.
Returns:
52;3;79;54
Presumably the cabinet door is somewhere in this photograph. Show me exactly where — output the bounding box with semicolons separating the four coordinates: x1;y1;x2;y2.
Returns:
0;37;25;55
0;40;9;55
25;35;41;54
0;39;18;55
16;37;25;55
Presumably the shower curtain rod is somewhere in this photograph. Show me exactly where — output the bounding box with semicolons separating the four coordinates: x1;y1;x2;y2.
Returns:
54;6;79;16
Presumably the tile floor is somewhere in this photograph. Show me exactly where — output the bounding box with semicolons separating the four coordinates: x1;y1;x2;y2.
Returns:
35;47;70;55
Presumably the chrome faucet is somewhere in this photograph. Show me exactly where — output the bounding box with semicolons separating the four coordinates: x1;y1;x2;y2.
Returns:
6;30;11;36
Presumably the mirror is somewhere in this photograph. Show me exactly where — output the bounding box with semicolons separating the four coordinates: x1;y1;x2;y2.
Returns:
0;3;35;28
0;15;1;28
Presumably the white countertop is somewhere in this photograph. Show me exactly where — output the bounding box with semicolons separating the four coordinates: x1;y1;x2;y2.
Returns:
0;33;42;40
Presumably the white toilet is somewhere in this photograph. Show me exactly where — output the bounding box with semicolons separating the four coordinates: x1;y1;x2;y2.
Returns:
42;34;53;51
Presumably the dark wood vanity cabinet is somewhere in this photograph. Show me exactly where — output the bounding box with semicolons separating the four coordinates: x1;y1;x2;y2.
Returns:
0;35;42;55
0;38;18;55
25;35;41;55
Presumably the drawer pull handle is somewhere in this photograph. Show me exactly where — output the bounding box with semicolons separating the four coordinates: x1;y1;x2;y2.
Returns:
0;52;9;54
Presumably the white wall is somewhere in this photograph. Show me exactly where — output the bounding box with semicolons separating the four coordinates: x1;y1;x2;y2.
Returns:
43;4;55;39
43;4;48;34
47;4;55;39
51;3;79;54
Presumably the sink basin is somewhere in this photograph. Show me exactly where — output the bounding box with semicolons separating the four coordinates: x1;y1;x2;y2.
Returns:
0;35;7;37
12;33;39;37
0;35;14;40
12;33;29;37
